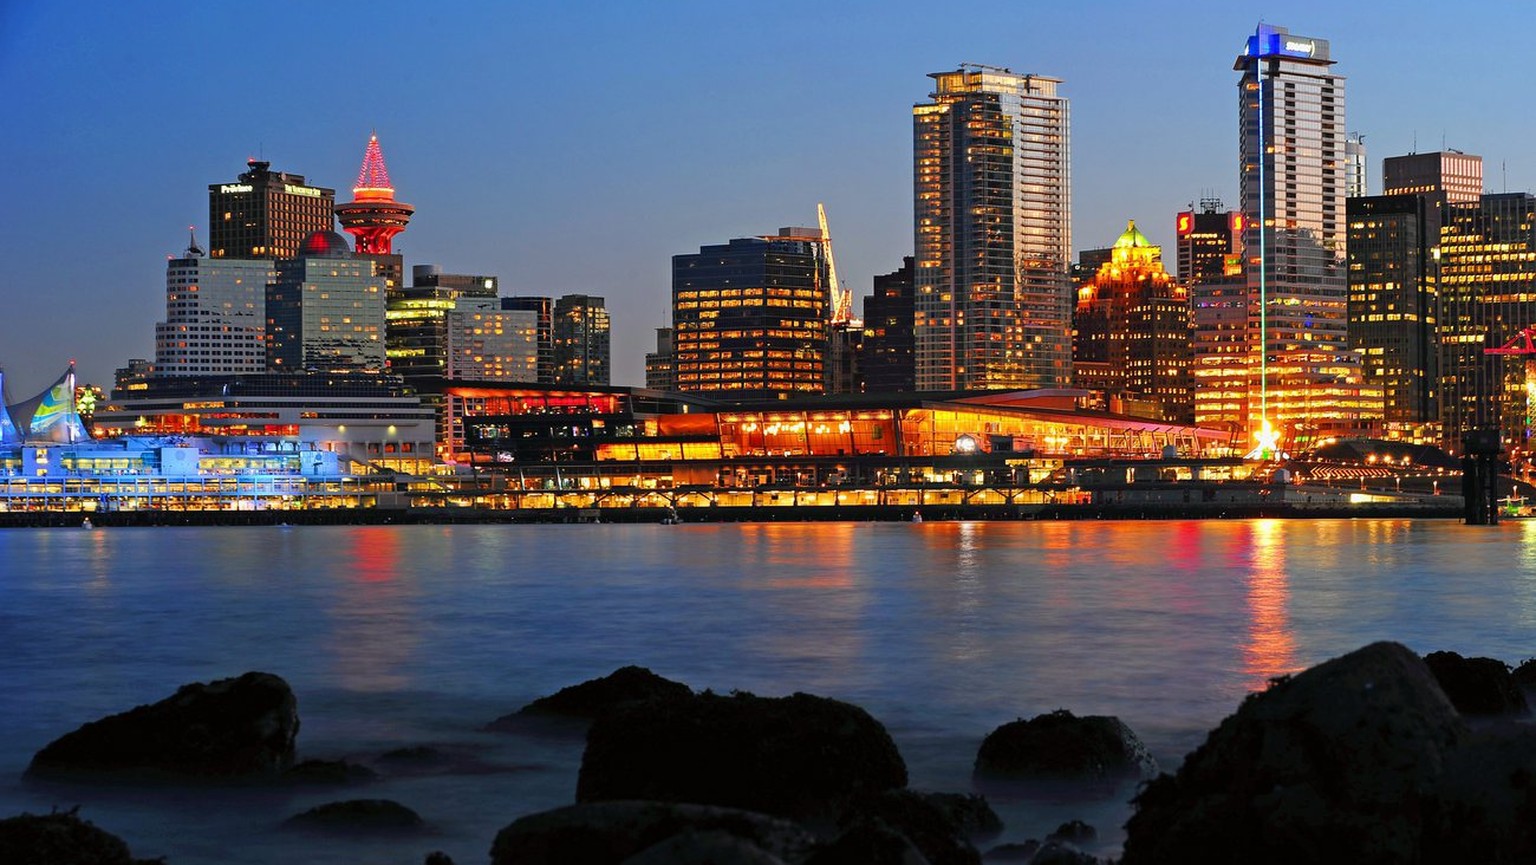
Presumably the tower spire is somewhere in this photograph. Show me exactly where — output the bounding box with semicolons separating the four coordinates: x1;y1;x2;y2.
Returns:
335;132;413;256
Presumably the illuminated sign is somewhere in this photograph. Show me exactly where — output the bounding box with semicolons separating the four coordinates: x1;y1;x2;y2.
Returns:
284;184;322;198
219;184;253;194
1230;213;1245;233
1177;212;1193;235
1284;39;1315;56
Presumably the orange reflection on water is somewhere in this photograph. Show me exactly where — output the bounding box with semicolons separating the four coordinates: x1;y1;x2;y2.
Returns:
330;526;419;691
750;523;856;589
1242;519;1300;690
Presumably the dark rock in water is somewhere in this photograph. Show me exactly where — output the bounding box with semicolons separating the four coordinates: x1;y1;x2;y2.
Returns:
577;690;907;820
283;758;379;785
424;853;455;865
283;799;424;833
1045;820;1096;845
620;828;792;864
1511;657;1536;687
1121;641;1466;864
844;790;995;865
903;792;1002;843
487;666;693;730
0;808;161;865
27;671;299;779
490;800;815;865
1029;840;1100;864
1424;722;1536;861
1424;650;1529;716
804;820;930;865
973;710;1156;782
981;840;1038;861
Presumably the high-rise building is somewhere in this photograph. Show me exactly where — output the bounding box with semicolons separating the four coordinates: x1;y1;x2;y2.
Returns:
645;327;675;391
1071;221;1192;422
1236;24;1378;450
1176;201;1244;285
671;229;829;399
335;134;413;296
1384;151;1483;204
1438;193;1536;451
387;265;536;383
266;231;387;372
501;296;554;383
1345;133;1368;198
209;160;336;260
553;294;611;386
913;65;1071;391
154;231;272;376
861;257;916;393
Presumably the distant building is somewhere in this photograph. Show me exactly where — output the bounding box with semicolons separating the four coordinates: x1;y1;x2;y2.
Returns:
553;294;611;386
1383;151;1483;205
645;327;676;392
913;65;1071;390
1175;201;1243;285
672;229;829;400
1346;133;1368;198
826;320;863;394
860;257;916;393
208;160;335;260
266;231;387;373
387;265;536;383
155;232;272;377
501;296;554;383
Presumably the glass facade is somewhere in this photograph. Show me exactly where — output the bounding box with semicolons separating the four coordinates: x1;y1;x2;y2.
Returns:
861;257;916;393
1346;194;1439;425
552;294;611;386
155;251;273;376
266;242;387;373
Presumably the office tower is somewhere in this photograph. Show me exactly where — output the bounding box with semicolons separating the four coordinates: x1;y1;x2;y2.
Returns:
913;65;1071;391
672;229;830;399
1384;151;1484;204
553;294;611;386
208;160;336;260
1345;133;1367;198
1438;193;1536;451
1236;24;1378;450
501;296;554;383
645;327;675;391
154;231;273;376
1072;221;1192;422
1180;200;1252;429
335;134;413;296
826;320;863;394
266;231;387;372
1176;200;1243;284
387;265;536;382
861;257;916;393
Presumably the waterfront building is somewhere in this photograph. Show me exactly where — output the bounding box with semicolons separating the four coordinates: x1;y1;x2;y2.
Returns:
1347;194;1440;426
671;229;830;400
913;65;1072;391
266;231;387;373
645;327;676;392
154;232;273;377
1072;221;1192;423
208;160;335;260
1384;151;1484;204
502;296;555;383
1235;24;1379;451
1438;192;1536;453
552;294;611;386
860;257;916;393
335;134;412;295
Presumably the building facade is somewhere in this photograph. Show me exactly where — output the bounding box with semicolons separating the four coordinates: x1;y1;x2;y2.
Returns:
913;65;1071;391
671;231;829;399
553;294;611;386
1384;151;1484;205
386;265;536;383
1347;194;1440;426
645;327;676;391
861;257;916;393
1176;202;1243;285
154;234;272;377
266;231;387;373
502;296;554;383
208;160;336;260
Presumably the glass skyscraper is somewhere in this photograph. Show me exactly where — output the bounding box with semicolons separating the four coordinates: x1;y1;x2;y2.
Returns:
912;65;1071;391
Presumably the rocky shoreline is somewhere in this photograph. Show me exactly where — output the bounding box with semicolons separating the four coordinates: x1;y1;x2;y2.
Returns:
7;644;1535;863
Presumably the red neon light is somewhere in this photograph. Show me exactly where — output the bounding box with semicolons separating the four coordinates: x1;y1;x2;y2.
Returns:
1176;213;1193;235
354;134;394;194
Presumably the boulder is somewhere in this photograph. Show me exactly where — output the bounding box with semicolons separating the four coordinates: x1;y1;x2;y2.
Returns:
843;790;997;865
490;800;816;865
973;710;1156;782
1423;722;1536;861
0;808;159;865
1121;641;1467;864
804;820;931;865
283;799;424;833
1045;820;1096;846
620;829;791;864
1423;650;1529;716
577;691;907;820
1029;840;1100;865
487;666;692;730
283;758;379;785
27;672;299;779
424;853;455;865
980;841;1038;861
1511;657;1536;687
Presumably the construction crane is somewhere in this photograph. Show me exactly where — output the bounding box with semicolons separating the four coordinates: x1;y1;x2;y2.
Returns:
1484;325;1536;447
817;203;855;325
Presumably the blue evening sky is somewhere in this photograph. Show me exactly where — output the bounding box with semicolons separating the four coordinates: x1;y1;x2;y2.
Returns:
1;1;1532;393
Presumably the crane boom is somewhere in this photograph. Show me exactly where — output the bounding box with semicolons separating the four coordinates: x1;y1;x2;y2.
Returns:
818;203;853;324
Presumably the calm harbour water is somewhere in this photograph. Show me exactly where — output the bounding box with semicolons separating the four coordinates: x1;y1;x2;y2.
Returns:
3;519;1536;863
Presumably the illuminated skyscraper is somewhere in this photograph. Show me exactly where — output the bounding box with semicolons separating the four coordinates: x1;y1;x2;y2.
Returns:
913;65;1071;391
266;231;387;372
553;294;611;386
155;231;273;376
1383;151;1484;204
208;160;336;260
502;296;555;383
861;257;916;393
1236;24;1378;451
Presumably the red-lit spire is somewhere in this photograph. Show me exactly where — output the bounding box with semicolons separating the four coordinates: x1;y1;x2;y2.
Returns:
335;132;413;255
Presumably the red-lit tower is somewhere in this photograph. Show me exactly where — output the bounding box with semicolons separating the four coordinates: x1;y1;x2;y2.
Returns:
335;134;413;255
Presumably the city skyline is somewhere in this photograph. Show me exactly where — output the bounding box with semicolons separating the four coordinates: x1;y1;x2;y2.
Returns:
3;2;1536;392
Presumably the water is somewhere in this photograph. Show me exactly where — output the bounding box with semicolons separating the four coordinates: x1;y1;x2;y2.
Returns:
3;519;1536;863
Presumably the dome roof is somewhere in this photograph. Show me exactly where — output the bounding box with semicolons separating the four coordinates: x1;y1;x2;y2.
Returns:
299;230;352;258
1113;219;1152;249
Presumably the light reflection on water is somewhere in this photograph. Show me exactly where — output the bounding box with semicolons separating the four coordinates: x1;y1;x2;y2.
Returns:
1;519;1534;863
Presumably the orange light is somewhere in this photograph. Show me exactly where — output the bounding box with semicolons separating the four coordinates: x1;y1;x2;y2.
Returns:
1231;213;1245;233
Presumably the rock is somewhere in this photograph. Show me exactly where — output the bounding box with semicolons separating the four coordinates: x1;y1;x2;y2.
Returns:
1423;650;1529;716
283;758;379;785
487;666;693;730
904;792;1003;843
804;820;931;865
981;840;1038;861
490;800;816;865
1121;641;1466;864
1512;657;1536;687
620;828;791;864
973;710;1156;782
424;853;455;865
0;808;160;865
1423;722;1536;861
844;790;995;865
577;690;907;820
283;799;425;833
1029;840;1100;864
27;672;299;779
1045;820;1095;845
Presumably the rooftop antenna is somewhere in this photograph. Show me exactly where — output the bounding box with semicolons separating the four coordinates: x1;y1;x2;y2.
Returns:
1412;131;1417;154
